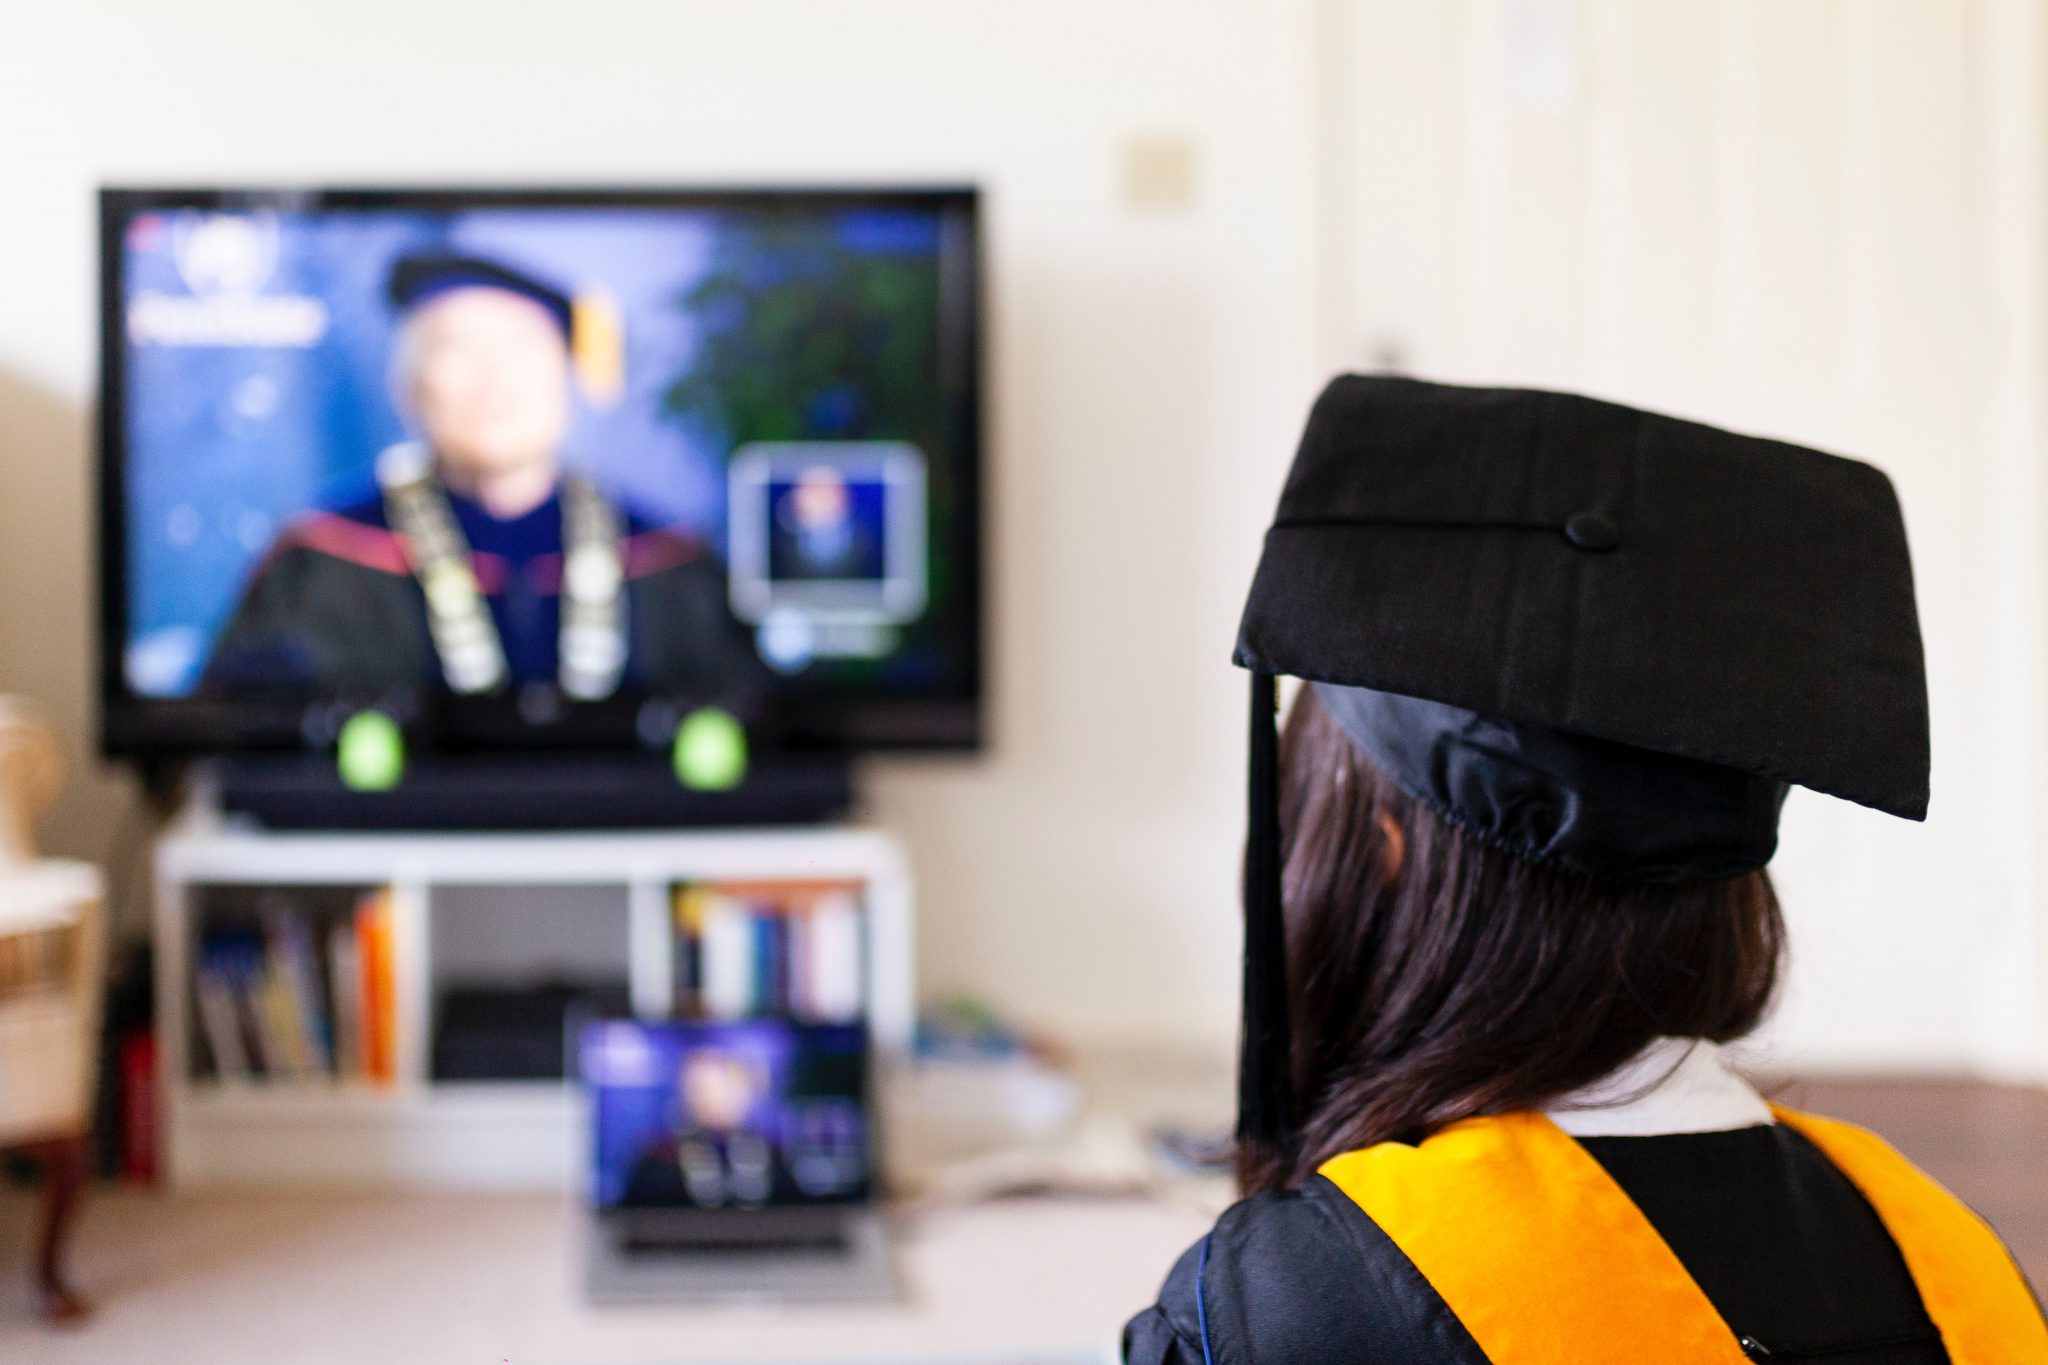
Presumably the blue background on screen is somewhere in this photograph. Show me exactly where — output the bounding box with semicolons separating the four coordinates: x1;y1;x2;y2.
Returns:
581;1018;868;1210
119;205;942;696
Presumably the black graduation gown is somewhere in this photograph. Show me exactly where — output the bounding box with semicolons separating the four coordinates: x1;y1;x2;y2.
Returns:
1124;1123;1991;1364
200;483;765;702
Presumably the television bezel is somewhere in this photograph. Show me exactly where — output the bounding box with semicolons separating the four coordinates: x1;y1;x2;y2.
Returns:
95;184;985;760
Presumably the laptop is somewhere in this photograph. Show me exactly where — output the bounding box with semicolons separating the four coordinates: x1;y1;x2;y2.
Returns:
579;1017;896;1305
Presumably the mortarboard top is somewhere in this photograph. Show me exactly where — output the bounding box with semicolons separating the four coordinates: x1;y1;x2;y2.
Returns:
1230;375;1930;1164
387;251;575;339
1238;376;1928;818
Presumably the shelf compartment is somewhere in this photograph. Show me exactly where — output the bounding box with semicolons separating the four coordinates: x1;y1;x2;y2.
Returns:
428;883;632;1083
181;882;398;1090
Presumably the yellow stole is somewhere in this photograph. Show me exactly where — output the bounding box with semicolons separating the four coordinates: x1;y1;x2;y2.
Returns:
1316;1105;2048;1364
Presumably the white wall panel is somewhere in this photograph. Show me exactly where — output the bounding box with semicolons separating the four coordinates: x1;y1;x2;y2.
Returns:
1323;0;2048;1076
0;0;1326;1050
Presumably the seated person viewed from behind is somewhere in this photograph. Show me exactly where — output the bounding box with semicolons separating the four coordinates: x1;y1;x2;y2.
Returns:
202;252;760;704
1125;378;2048;1364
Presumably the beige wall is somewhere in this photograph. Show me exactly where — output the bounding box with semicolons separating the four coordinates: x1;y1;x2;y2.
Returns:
3;0;2044;1076
1322;0;2048;1078
0;0;1322;1050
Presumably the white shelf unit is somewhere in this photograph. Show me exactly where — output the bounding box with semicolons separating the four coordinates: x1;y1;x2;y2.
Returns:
154;814;913;1190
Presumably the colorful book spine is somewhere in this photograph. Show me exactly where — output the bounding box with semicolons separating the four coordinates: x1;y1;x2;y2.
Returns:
700;894;756;1020
202;935;277;1080
670;881;866;1024
752;909;787;1015
241;957;284;1080
785;907;813;1019
356;891;397;1087
670;885;709;1016
193;959;249;1081
265;910;331;1077
806;891;864;1023
328;920;362;1082
258;957;305;1079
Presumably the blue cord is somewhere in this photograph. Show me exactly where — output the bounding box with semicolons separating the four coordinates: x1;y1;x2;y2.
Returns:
1195;1234;1216;1365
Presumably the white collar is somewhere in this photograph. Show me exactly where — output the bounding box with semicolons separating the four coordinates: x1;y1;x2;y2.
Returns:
1542;1038;1773;1138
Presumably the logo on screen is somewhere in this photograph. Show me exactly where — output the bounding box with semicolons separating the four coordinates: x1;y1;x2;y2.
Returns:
127;212;329;350
173;213;280;297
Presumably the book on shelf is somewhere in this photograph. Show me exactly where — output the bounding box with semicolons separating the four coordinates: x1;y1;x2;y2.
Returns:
266;908;332;1076
327;919;362;1081
357;889;397;1087
669;880;865;1024
193;962;248;1080
189;887;397;1088
257;942;308;1080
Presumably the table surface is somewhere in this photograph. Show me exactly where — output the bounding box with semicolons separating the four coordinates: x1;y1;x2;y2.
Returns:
0;1185;1215;1364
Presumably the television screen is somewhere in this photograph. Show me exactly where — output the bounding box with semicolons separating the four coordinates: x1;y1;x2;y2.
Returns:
581;1018;871;1211
98;187;980;757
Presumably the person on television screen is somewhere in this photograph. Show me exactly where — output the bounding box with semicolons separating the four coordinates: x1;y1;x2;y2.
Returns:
620;1044;792;1209
777;467;877;580
201;250;763;706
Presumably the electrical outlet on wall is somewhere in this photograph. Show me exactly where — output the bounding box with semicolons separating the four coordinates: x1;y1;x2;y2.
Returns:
1121;133;1198;213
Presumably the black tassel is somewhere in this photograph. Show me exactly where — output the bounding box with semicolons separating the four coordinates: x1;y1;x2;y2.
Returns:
1237;670;1295;1162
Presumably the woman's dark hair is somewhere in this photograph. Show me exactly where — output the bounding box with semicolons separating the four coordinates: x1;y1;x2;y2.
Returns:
1239;687;1785;1195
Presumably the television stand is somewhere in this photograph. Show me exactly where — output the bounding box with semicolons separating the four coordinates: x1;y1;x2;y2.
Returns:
212;752;854;831
153;810;912;1188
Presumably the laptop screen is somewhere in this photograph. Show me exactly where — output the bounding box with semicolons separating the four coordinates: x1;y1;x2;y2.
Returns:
581;1018;871;1212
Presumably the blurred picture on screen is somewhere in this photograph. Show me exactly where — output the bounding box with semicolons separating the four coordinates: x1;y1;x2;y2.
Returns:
581;1019;869;1211
111;197;973;721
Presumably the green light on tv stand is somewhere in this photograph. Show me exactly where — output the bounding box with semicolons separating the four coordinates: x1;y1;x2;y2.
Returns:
672;707;748;791
336;711;406;792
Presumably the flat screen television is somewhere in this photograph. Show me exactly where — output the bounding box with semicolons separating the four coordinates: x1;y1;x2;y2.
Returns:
97;186;982;765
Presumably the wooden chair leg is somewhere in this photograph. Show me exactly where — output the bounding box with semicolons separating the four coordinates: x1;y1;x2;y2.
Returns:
26;1133;90;1324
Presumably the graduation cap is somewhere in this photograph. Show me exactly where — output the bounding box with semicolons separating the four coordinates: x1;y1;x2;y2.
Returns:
388;251;576;337
388;251;626;410
1231;375;1930;1163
